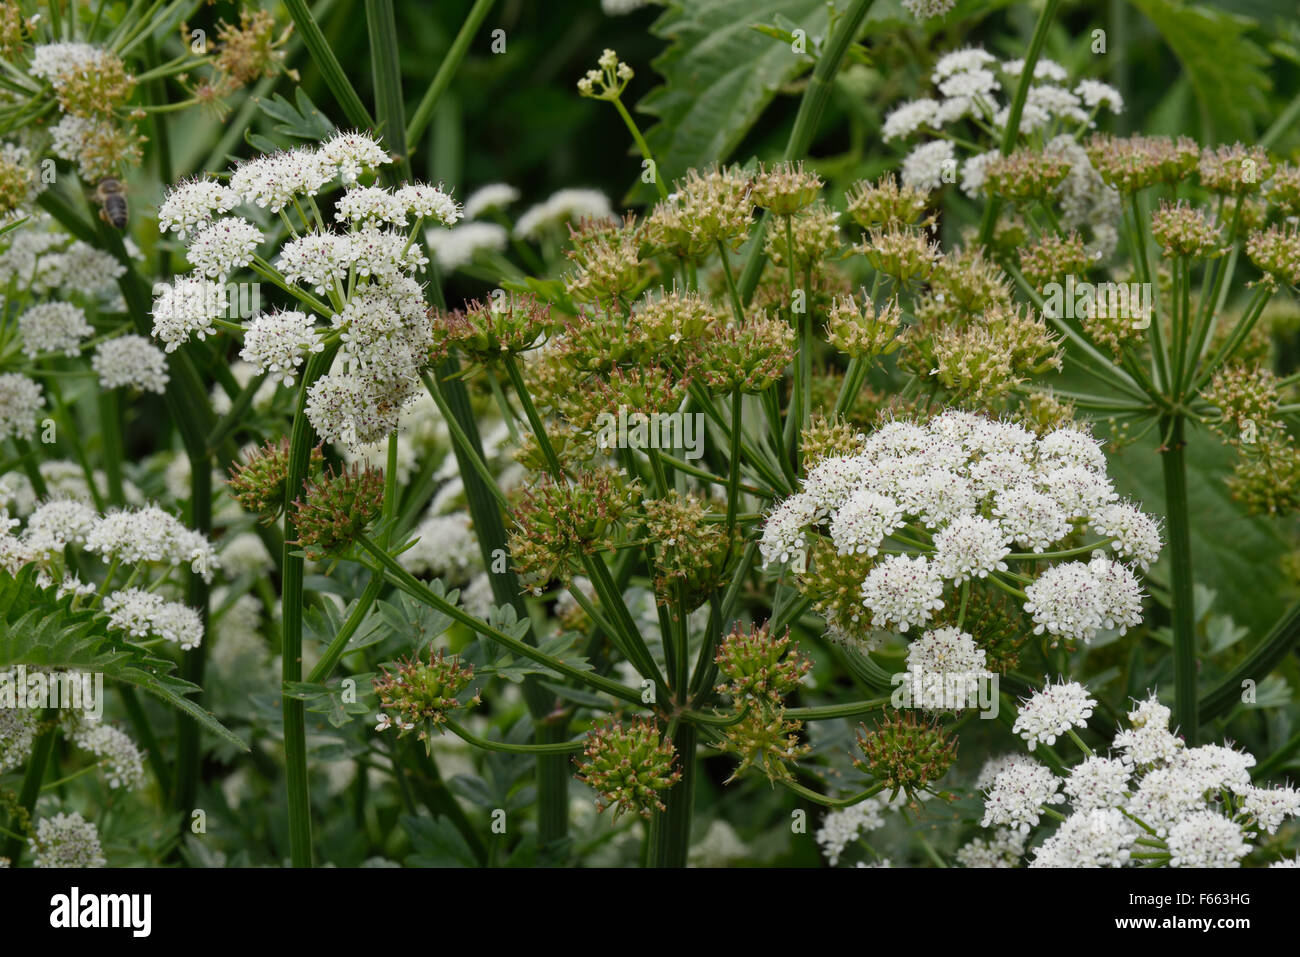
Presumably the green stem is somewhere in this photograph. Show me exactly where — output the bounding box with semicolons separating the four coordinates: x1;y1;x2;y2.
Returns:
1160;414;1198;744
406;0;496;148
647;723;696;867
976;0;1061;248
443;719;586;754
737;0;877;301
357;535;643;703
172;449;211;842
280;346;340;867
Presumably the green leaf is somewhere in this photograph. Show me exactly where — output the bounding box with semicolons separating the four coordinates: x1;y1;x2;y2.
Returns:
1127;0;1271;142
253;88;335;142
634;0;832;202
0;566;246;751
282;0;376;132
402;814;479;867
482;633;593;684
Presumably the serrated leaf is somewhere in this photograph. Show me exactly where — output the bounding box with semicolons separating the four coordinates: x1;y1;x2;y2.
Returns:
1127;0;1271;142
401;814;478;868
0;567;246;750
633;0;831;204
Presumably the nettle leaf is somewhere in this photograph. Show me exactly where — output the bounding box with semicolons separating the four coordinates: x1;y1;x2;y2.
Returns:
633;0;831;203
1127;0;1271;142
0;566;245;750
401;814;478;868
632;0;932;204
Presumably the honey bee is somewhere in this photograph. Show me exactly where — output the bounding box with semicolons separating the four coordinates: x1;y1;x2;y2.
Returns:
94;177;129;230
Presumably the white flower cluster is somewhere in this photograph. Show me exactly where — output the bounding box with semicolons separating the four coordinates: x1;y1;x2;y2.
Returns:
18;302;93;358
760;410;1160;643
154;132;463;448
0;705;40;772
81;505;220;581
239;309;324;386
92;335;170;394
67;714;146;790
29;42;115;87
1012;678;1095;750
955;827;1027;867
514;188;613;240
883;47;1128;240
0;373;44;442
979;690;1300;867
814;795;889;866
29;811;106;868
103;587;204;650
400;511;482;584
426;221;509;272
0;213;125;301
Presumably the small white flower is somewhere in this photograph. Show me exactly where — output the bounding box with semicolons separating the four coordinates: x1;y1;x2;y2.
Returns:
425;221;508;272
515;188;613;239
240;309;324;385
396;183;462;225
1023;561;1103;643
158;178;240;238
860;554;945;632
932;514;1010;582
375;713;393;732
92;336;170;394
1075;79;1124;113
1064;756;1131;810
151;277;228;352
932;48;996;81
882;98;941;141
1089;501;1162;569
462;183;521;220
319;131;391;183
1013;679;1096;750
335;186;408;227
901;140;956;192
981;756;1063;833
830;489;901;557
186;217;264;280
1030;808;1136;868
18;302;92;357
29;812;105;868
0;373;44;442
1166;811;1251;868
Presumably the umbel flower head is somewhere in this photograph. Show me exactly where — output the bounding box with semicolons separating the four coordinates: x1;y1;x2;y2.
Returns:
855;712;957;800
978;688;1300;867
646;165;754;257
574;717;682;819
759;410;1160;646
576;48;634;101
714;623;811;705
751;160;824;216
716;708;810;785
508;468;642;592
373;649;479;742
431;292;551;362
227;438;324;521
290;462;384;559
